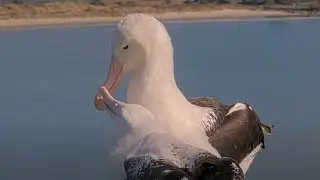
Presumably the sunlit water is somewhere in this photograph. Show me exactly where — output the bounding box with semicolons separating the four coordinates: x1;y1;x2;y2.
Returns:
1;18;320;180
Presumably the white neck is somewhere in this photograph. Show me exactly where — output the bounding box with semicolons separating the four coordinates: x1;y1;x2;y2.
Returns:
124;41;218;155
126;42;190;112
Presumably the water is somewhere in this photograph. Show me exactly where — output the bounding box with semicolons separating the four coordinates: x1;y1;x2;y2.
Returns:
1;18;320;180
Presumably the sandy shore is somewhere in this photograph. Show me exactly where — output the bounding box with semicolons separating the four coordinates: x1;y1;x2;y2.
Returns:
0;9;306;30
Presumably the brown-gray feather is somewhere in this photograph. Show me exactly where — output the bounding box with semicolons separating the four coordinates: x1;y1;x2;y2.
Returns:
189;98;272;163
208;103;265;163
189;97;229;137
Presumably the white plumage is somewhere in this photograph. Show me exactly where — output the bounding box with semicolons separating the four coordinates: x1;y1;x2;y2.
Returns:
94;13;273;179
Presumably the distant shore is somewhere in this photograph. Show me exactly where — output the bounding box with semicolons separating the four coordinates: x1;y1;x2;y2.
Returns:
0;2;312;29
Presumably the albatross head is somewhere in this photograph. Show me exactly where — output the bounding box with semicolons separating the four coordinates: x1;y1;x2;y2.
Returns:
98;86;155;129
98;86;168;155
94;13;173;110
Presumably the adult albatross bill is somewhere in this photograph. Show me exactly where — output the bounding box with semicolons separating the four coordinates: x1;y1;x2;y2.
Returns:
99;86;245;180
94;13;274;175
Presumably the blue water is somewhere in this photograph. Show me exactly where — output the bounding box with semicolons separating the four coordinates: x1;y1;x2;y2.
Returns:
1;18;320;180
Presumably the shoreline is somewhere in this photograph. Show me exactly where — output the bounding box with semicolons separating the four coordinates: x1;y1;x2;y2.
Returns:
0;9;316;30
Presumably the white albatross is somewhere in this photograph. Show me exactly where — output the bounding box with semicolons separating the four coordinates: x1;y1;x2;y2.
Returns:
94;13;274;176
99;86;245;180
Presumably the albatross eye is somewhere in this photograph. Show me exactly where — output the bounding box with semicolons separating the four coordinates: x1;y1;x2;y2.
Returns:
123;45;129;50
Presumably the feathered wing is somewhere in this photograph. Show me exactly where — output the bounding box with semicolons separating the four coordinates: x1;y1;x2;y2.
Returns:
189;97;274;175
124;132;246;180
123;133;200;180
189;97;229;136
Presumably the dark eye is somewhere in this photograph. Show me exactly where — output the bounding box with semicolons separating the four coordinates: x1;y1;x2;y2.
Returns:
123;45;128;50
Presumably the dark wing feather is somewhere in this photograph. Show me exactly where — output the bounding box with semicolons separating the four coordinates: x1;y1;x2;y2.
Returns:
189;98;273;163
124;155;193;180
192;153;244;180
189;97;230;136
208;103;265;163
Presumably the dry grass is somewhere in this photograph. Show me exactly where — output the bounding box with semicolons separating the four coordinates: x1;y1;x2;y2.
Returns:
0;1;258;20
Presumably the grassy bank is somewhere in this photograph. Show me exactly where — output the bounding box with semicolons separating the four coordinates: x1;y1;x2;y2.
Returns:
0;1;262;20
1;1;317;29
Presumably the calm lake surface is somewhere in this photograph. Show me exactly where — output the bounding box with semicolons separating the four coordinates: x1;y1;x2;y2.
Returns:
1;18;320;180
